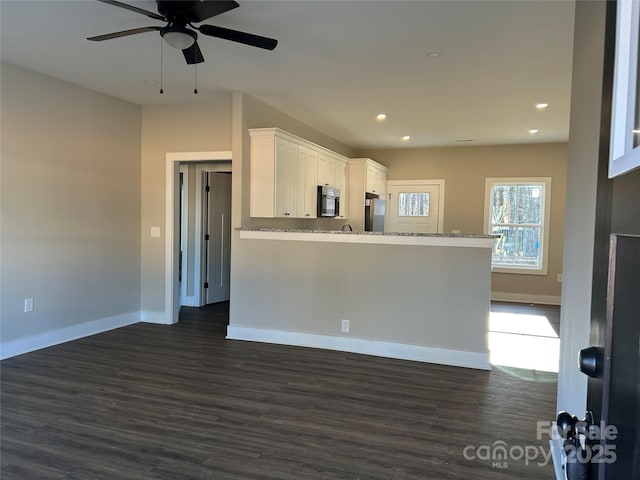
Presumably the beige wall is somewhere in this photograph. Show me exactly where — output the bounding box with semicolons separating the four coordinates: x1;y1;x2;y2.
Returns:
356;143;568;299
1;63;141;342
230;237;491;367
140;98;232;314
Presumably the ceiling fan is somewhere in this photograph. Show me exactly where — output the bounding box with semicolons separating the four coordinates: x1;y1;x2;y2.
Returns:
87;0;278;64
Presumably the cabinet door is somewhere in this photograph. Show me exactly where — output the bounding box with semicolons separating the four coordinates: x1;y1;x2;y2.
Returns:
374;168;387;197
366;164;387;196
365;164;378;193
275;137;297;217
297;145;318;218
335;159;348;219
317;152;336;186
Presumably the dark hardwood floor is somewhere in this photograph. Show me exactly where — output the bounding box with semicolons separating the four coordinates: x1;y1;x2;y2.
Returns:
1;302;558;479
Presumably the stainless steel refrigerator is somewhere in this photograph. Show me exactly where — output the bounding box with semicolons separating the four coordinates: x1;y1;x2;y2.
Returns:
365;195;385;232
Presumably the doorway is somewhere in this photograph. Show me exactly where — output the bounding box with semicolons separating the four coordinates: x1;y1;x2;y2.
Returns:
386;180;445;233
165;151;232;325
178;162;232;308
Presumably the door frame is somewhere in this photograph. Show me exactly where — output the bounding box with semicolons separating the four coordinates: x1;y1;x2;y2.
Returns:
385;179;445;233
165;151;232;325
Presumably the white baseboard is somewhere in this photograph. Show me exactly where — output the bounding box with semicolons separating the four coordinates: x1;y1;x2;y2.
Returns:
550;434;567;480
491;292;561;306
140;310;173;324
226;326;491;370
0;311;140;360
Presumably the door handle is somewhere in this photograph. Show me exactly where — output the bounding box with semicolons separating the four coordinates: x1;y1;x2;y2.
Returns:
578;346;604;378
556;410;595;480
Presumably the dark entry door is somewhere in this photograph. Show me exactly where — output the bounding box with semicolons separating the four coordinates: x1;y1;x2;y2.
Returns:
588;235;640;479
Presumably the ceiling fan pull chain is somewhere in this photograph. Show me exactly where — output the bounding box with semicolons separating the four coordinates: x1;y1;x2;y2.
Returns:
194;63;198;94
159;37;164;94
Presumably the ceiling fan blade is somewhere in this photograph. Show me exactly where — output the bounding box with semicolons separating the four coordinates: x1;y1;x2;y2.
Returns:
87;26;161;41
183;42;205;64
198;24;278;50
183;0;239;23
96;0;165;21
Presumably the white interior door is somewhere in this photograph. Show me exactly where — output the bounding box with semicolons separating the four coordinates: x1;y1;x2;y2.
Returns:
204;172;232;304
387;182;443;233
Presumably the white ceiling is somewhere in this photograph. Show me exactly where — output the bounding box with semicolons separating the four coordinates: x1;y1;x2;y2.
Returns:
0;0;575;150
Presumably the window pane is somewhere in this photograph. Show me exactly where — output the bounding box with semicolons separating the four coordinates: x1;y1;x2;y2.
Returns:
491;184;542;225
491;226;541;267
398;192;430;217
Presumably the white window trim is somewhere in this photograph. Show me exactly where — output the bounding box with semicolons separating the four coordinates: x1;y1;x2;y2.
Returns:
609;0;640;178
484;177;551;275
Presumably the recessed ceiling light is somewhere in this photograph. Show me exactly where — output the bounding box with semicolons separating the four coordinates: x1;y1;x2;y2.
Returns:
535;103;549;110
402;135;411;141
144;79;159;85
529;129;539;134
426;52;442;58
456;139;474;143
376;113;387;121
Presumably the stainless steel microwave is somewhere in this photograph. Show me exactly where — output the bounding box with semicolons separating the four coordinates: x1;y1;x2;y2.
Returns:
317;185;340;217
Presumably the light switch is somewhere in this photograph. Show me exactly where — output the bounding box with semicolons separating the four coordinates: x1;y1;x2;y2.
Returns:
151;226;161;238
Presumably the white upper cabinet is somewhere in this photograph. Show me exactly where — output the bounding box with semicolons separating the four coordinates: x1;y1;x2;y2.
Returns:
297;145;318;218
365;163;387;197
317;152;336;186
274;136;298;218
249;128;349;219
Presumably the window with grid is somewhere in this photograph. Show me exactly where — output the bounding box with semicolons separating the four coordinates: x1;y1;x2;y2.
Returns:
397;192;430;217
484;178;551;274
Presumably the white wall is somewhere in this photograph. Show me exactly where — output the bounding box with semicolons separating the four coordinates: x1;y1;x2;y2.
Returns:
0;63;141;355
556;0;607;415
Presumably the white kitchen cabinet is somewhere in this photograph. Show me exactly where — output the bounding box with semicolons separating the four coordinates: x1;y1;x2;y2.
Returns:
297;145;318;218
249;129;299;218
249;128;349;219
317;152;336;186
274;136;298;218
366;163;387;197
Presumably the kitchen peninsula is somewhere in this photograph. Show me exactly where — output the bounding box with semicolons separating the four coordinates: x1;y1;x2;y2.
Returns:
229;228;496;370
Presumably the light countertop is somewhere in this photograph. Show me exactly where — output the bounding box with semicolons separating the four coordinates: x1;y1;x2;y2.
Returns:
237;227;498;248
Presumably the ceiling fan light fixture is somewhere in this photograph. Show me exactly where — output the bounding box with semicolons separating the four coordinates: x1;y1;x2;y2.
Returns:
161;26;197;50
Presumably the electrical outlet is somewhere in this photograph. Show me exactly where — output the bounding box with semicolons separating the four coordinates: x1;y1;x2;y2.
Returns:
341;319;350;333
24;298;33;313
557;274;563;283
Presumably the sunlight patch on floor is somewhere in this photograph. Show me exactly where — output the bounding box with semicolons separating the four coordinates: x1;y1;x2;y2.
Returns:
489;312;560;373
